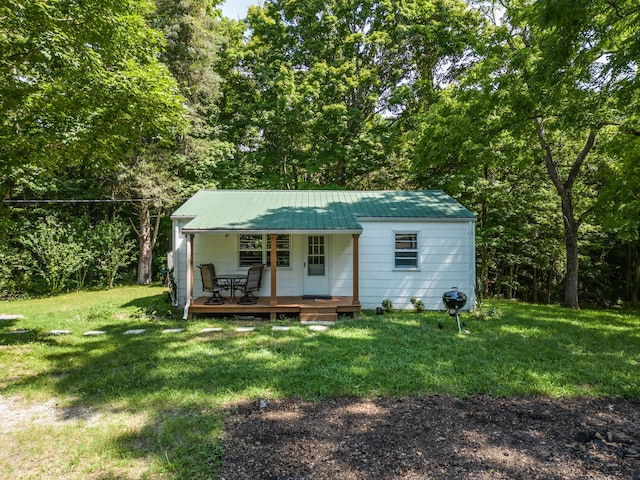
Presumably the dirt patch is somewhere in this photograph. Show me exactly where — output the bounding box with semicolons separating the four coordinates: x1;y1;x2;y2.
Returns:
220;396;640;479
0;395;102;432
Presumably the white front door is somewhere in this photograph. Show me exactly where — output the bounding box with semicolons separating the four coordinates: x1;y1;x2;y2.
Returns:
304;235;330;296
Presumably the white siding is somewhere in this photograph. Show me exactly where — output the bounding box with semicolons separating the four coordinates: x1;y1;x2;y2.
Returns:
358;220;475;310
173;232;356;303
329;234;353;294
172;221;476;311
172;219;189;306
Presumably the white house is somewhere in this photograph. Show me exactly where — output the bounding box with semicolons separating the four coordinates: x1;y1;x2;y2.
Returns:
171;190;476;320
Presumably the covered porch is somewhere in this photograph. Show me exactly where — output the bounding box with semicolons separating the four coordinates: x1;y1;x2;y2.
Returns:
182;232;362;322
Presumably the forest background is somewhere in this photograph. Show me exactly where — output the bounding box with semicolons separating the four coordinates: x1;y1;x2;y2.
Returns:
1;0;638;309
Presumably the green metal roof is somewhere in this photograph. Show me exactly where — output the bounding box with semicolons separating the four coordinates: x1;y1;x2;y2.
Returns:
172;190;476;233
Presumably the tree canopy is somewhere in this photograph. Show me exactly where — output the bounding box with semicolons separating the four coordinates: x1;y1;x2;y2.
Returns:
1;0;638;306
0;0;186;203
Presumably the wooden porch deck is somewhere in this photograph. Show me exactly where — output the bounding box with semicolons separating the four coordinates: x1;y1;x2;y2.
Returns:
188;296;361;323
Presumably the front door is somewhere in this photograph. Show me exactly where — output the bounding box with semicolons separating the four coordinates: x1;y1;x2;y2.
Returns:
304;235;330;296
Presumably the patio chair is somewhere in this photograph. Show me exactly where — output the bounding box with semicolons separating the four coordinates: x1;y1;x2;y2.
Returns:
237;264;263;304
198;264;225;305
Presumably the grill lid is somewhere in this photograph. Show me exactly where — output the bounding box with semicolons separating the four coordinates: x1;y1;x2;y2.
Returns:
442;288;467;310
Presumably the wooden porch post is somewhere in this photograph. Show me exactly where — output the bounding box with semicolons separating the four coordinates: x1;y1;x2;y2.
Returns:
352;233;360;305
270;233;277;306
183;233;194;320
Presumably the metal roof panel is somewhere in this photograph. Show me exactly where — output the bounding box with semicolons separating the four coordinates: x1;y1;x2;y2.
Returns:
172;190;475;232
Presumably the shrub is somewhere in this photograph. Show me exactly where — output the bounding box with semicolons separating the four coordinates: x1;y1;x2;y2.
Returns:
21;216;90;293
381;299;393;313
91;220;136;289
410;297;425;313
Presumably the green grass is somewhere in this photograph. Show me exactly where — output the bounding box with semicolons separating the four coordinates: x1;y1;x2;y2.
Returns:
1;287;638;478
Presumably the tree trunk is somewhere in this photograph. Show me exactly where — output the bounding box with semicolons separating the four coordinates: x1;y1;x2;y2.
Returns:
535;118;596;309
561;192;580;309
480;202;490;299
137;200;153;285
632;244;639;305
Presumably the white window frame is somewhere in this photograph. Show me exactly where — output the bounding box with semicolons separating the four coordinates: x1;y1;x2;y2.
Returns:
393;231;419;270
238;234;264;267
238;234;291;268
267;234;291;268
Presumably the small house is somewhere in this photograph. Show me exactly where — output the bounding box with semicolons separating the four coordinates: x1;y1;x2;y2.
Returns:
171;190;476;320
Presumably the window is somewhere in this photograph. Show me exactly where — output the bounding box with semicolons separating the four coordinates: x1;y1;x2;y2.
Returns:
394;233;418;269
239;234;290;267
239;235;263;266
267;234;291;267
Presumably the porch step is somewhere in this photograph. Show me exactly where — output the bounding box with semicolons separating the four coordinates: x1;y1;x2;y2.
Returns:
299;306;338;324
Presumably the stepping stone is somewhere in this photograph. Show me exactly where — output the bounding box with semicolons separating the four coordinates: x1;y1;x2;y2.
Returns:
272;326;290;331
235;327;255;332
0;314;24;320
123;329;146;335
162;328;184;334
84;331;107;336
8;329;29;334
200;327;222;333
308;325;328;331
47;330;72;335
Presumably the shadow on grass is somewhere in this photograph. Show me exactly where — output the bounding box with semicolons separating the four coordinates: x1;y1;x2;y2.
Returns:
3;299;639;478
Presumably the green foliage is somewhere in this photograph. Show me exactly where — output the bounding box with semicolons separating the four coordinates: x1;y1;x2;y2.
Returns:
410;297;425;313
92;220;136;289
0;0;187;208
20;217;90;293
13;216;137;294
222;0;480;189
381;299;393;313
415;0;640;307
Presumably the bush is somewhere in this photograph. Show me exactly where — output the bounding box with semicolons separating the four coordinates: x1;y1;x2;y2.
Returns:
410;297;425;313
17;215;137;294
21;217;90;293
381;299;393;313
92;220;136;289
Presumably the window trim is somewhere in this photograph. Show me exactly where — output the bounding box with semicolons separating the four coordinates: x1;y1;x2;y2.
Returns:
393;231;420;271
238;234;292;269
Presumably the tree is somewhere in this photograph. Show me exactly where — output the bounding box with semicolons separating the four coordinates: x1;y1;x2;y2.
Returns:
21;216;89;293
226;0;480;189
416;0;638;308
152;0;235;193
114;0;235;285
0;0;186;213
92;220;136;289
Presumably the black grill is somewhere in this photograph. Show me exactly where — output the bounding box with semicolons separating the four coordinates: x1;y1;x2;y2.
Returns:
442;289;467;311
441;287;467;332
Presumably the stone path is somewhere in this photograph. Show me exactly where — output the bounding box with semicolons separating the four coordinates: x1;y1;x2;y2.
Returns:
2;324;331;337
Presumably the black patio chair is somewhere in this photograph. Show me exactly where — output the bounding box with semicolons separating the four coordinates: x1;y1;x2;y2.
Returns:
237;264;263;304
198;264;225;305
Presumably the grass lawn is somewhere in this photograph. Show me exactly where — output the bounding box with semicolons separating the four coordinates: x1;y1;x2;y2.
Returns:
1;286;638;479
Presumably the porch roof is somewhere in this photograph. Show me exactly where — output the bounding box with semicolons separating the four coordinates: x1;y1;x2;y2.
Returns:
172;190;476;233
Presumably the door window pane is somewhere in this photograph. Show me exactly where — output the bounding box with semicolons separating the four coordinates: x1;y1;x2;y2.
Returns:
308;236;325;276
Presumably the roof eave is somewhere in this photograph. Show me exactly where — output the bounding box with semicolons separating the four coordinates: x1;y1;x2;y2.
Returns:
358;216;477;223
181;228;364;235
